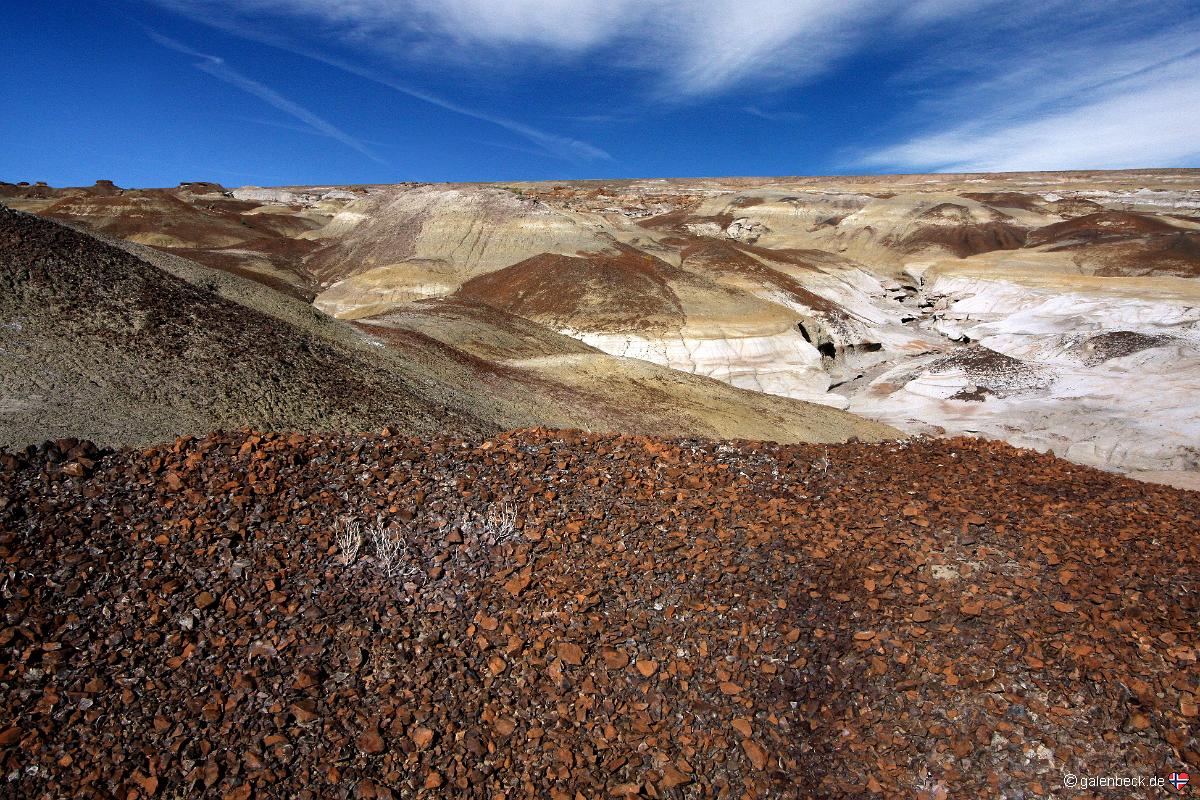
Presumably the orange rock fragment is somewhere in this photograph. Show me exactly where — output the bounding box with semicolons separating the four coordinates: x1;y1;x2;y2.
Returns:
504;571;532;597
661;764;692;788
355;728;385;754
557;642;585;666
410;726;435;749
741;738;768;770
635;659;659;677
602;648;629;670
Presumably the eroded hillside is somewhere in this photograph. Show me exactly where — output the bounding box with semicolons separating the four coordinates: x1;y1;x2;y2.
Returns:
4;169;1199;482
0;205;893;449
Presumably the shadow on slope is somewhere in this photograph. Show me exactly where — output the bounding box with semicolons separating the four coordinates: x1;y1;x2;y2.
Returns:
0;204;490;448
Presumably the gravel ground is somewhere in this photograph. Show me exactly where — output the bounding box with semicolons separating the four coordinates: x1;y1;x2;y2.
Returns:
1;430;1196;798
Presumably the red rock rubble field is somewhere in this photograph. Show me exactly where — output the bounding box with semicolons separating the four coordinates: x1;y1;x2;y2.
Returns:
1;430;1197;799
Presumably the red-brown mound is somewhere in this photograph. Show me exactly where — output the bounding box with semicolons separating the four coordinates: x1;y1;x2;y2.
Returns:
897;205;1027;257
39;190;260;248
457;246;685;330
961;192;1046;213
157;236;322;299
2;430;1195;799
1087;234;1200;277
680;239;846;319
1027;211;1184;247
1027;212;1200;276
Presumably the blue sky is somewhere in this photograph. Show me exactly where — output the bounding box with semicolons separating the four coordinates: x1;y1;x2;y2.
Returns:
2;0;1198;187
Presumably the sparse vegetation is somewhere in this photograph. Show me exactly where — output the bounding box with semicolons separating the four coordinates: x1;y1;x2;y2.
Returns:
468;501;519;545
335;516;363;564
335;503;522;588
368;521;417;580
812;447;831;474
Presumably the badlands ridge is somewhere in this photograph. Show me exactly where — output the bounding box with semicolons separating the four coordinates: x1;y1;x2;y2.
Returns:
3;169;1198;484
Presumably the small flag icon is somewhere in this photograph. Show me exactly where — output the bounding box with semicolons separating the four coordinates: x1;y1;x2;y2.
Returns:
1168;772;1189;791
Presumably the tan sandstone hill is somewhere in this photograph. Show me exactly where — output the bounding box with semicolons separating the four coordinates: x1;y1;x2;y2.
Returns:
0;204;893;448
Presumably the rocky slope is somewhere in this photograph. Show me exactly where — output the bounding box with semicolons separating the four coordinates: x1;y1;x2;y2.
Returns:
0;205;489;447
0;205;892;449
1;429;1196;798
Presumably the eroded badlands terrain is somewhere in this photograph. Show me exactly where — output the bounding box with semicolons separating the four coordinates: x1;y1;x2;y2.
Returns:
4;169;1197;483
0;206;894;450
1;172;1198;799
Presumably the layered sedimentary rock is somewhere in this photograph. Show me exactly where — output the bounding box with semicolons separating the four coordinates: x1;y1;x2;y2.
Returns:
0;205;894;449
852;264;1200;472
6;169;1199;479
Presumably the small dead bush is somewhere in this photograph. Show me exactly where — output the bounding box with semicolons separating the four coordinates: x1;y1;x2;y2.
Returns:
481;502;519;545
336;517;363;565
368;523;418;580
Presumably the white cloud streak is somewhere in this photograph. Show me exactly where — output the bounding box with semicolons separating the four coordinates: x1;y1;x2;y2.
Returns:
859;27;1200;172
743;106;804;123
145;30;387;164
317;56;613;162
143;1;1199;172
144;1;611;162
147;0;952;96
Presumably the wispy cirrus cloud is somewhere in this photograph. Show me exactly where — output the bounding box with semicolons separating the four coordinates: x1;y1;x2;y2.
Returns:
858;23;1200;172
142;0;1200;172
326;58;613;162
142;1;612;162
743;106;804;124
861;64;1200;172
145;0;982;97
146;30;387;164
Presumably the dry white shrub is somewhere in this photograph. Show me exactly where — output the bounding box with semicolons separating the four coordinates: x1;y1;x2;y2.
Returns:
340;505;521;585
484;502;519;545
336;517;363;565
813;447;831;474
439;503;523;582
369;523;416;580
